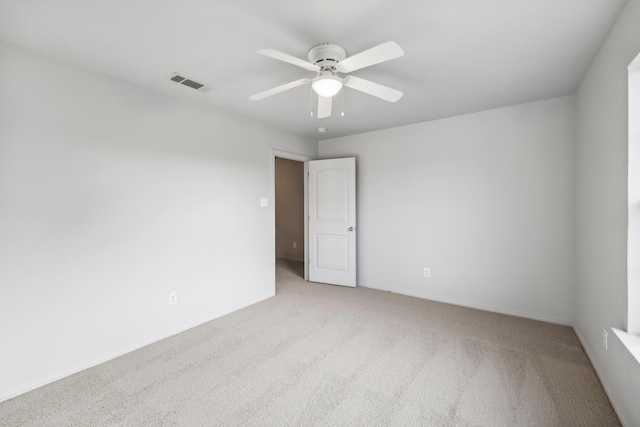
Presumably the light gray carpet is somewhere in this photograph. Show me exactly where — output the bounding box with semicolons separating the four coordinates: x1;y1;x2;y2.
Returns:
0;259;620;426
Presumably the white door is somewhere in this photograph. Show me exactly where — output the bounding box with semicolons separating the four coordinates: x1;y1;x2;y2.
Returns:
308;157;356;287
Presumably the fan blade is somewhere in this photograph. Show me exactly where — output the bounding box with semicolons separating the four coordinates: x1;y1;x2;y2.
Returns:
317;95;332;119
249;78;311;101
343;76;403;102
257;49;320;72
336;42;404;73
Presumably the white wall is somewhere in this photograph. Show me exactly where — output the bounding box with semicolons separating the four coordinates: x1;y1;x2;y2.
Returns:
0;40;316;401
574;0;640;424
319;96;576;324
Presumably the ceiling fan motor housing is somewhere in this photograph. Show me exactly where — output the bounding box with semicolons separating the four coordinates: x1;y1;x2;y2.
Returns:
308;43;347;69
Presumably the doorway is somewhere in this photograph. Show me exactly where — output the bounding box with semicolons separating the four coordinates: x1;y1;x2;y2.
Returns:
270;150;357;292
274;155;307;289
271;149;312;294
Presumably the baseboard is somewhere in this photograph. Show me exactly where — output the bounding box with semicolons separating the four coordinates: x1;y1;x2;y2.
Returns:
573;326;630;427
0;292;273;404
358;283;572;326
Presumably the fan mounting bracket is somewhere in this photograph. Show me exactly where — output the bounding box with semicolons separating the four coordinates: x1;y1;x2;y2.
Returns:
308;43;347;69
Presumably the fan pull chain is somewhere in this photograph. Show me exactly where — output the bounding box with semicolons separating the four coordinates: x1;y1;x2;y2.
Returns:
309;86;314;117
341;88;345;117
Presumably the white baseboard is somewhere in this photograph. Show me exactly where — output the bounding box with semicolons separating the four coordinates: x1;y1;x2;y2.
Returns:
573;327;629;427
0;292;273;403
358;283;573;326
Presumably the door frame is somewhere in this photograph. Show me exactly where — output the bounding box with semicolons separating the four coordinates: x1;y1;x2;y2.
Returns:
271;149;312;292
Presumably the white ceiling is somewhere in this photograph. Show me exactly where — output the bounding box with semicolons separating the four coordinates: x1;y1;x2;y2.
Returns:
0;0;627;140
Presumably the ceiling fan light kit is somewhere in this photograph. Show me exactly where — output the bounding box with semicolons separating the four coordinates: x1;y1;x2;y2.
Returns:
250;41;404;119
312;71;343;98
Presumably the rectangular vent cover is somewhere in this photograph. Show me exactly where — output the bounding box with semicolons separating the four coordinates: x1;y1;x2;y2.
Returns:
168;73;211;92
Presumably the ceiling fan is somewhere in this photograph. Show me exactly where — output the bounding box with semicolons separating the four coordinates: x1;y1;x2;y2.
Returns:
249;42;404;119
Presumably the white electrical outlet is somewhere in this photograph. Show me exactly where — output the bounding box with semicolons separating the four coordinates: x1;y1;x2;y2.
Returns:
293;242;297;249
603;328;608;350
424;268;431;278
169;292;178;306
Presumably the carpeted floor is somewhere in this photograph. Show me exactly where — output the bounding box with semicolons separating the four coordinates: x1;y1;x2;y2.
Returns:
0;259;620;426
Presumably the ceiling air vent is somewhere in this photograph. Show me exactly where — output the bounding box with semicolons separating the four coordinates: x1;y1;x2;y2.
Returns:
168;73;211;92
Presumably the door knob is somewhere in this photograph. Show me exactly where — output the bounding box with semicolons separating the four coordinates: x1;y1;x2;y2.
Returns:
348;227;354;231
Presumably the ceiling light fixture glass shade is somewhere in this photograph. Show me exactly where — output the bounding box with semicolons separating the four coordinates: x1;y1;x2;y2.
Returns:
312;72;343;98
